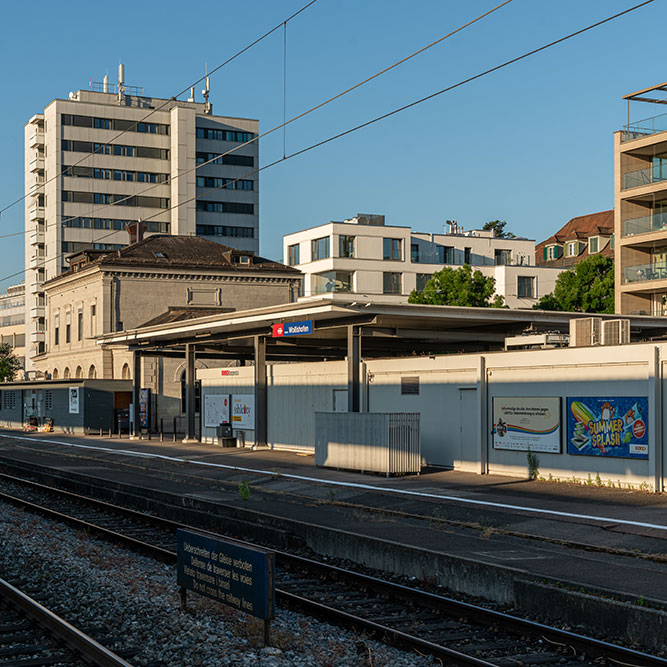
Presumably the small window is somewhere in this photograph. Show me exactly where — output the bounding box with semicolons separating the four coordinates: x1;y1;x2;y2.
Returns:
383;238;402;261
401;376;419;395
311;237;330;261
411;243;420;263
464;247;472;265
65;323;71;344
589;237;599;253
567;241;578;257
154;252;166;258
517;276;535;298
383;272;402;294
45;391;53;410
416;273;431;291
287;244;300;265
339;235;355;258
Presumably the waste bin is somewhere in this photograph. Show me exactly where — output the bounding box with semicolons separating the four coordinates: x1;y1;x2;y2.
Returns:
216;423;235;447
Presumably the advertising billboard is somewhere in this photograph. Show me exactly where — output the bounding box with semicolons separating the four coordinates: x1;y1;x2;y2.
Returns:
68;387;80;414
232;395;254;429
567;397;648;459
492;397;561;453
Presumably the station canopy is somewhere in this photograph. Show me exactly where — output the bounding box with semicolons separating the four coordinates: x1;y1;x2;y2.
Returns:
98;296;667;361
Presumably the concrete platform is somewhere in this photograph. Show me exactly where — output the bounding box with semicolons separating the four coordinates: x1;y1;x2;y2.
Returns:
0;429;666;649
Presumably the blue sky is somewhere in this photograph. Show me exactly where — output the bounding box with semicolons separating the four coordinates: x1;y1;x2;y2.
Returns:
0;0;665;285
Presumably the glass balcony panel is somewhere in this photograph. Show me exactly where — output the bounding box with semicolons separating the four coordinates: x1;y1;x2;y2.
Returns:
622;112;667;141
623;211;667;236
622;162;667;190
624;262;667;283
312;270;352;294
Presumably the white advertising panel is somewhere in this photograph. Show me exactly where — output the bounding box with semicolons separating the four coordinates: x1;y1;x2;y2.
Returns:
68;387;80;414
493;397;561;453
232;394;254;430
204;394;230;428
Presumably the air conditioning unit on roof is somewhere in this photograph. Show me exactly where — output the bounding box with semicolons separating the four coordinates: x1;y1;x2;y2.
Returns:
602;319;630;346
569;317;602;347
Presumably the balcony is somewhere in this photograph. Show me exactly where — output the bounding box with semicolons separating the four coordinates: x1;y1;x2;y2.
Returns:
29;282;44;295
30;228;45;245
30;305;45;319
622;112;667;142
30;331;45;344
29;206;45;222
623;211;667;237
623;164;667;190
29;131;44;149
623;262;667;284
29;253;45;269
29;156;44;172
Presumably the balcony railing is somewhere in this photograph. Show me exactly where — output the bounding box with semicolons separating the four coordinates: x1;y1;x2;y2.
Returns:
623;164;667;189
624;262;667;283
623;211;667;237
622;112;667;141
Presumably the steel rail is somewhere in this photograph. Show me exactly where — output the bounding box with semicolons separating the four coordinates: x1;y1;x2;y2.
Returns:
0;576;134;667
1;473;665;666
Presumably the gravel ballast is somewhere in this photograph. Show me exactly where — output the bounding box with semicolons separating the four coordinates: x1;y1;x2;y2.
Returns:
0;500;435;666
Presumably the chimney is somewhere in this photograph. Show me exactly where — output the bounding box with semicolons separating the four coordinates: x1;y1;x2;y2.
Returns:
127;219;144;244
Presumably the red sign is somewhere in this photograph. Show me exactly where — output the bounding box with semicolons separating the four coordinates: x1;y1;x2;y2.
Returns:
632;419;646;439
272;323;284;337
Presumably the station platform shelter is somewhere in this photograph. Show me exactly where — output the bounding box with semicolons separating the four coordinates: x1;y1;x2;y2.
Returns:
99;297;667;490
0;379;132;434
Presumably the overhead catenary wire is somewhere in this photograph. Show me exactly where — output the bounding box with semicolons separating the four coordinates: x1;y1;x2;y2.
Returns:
0;0;320;220
1;0;514;245
0;0;655;285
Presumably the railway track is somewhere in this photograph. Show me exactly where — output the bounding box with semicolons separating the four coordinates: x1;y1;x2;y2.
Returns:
0;471;664;667
0;574;134;667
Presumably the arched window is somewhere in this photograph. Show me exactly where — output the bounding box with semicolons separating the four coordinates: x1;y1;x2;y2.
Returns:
88;365;97;379
121;363;131;380
75;366;83;379
63;367;71;379
52;369;59;379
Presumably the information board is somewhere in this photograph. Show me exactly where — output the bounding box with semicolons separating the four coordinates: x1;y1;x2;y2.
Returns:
177;529;274;620
492;397;561;453
139;389;151;429
232;394;254;429
204;394;230;428
567;396;649;459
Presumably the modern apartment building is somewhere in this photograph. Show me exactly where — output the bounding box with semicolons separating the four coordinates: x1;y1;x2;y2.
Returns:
615;82;667;316
0;283;26;372
536;210;614;269
24;66;259;368
283;214;564;309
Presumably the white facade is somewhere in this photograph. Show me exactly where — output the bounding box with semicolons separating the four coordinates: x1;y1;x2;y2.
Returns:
283;215;564;308
24;71;259;366
0;283;26;371
198;341;664;490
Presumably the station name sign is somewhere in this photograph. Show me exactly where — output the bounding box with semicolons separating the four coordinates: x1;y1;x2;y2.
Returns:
272;320;312;337
177;528;274;620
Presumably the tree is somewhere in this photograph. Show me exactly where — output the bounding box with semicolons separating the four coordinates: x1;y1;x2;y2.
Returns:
0;343;21;382
409;264;506;308
482;220;516;239
533;254;614;313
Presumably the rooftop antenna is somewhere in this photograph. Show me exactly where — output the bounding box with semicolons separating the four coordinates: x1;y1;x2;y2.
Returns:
117;62;125;105
187;86;195;103
202;64;212;114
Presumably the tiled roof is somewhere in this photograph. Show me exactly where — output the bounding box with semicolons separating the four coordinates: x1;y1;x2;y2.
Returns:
536;211;614;267
47;235;301;284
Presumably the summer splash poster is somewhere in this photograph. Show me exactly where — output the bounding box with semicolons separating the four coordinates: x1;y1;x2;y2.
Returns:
567;397;648;459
